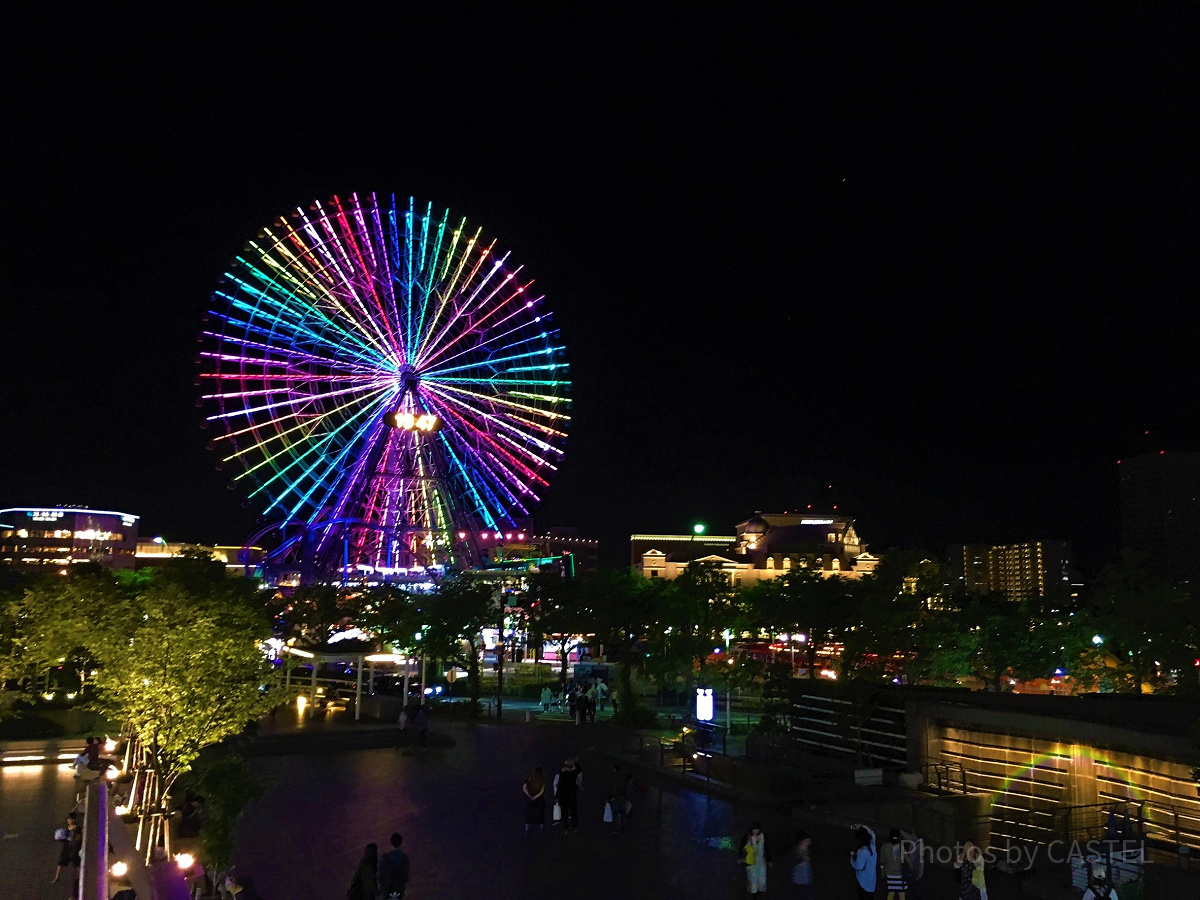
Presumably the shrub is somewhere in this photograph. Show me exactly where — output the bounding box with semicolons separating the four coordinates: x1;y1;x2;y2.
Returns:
0;715;66;739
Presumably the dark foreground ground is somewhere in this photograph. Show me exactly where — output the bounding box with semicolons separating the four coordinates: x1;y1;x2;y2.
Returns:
233;721;954;900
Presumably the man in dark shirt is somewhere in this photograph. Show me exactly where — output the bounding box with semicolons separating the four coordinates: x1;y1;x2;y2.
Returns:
377;832;410;899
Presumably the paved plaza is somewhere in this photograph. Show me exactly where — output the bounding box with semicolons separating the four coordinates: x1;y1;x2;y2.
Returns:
3;719;1066;899
0;762;80;900
232;720;946;899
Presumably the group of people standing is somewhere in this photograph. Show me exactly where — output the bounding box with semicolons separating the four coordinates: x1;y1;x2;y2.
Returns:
523;756;583;833
523;755;634;835
347;832;411;900
739;823;928;898
539;679;607;724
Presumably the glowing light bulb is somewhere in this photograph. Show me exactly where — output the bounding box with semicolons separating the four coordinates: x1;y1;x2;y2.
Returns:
111;861;129;878
175;852;195;870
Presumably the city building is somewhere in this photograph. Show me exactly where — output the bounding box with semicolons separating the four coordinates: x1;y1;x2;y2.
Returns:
1119;450;1200;586
480;527;599;576
134;537;265;576
947;541;1074;600
632;512;880;584
0;506;139;570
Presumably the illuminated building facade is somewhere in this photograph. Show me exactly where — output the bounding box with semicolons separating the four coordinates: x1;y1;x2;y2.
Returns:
633;513;880;584
1119;451;1200;586
478;526;599;575
0;507;139;570
947;540;1074;600
134;538;265;576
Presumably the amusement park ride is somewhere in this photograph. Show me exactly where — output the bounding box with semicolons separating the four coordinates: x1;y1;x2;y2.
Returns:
198;194;570;584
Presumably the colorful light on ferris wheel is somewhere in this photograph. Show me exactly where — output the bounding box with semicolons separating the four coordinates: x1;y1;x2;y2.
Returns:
198;193;570;570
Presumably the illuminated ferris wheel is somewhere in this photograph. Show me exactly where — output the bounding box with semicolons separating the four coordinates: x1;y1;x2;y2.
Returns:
199;194;570;577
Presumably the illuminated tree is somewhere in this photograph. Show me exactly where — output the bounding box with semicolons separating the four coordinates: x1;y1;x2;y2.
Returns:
421;574;496;713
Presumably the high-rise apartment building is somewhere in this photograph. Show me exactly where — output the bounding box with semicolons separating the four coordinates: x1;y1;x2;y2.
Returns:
947;541;1074;600
1119;451;1200;586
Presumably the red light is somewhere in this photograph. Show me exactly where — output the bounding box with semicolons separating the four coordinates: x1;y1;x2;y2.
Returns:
457;532;466;539
832;505;838;509
807;505;812;509
1161;450;1165;455
517;533;525;539
479;533;488;540
505;533;513;540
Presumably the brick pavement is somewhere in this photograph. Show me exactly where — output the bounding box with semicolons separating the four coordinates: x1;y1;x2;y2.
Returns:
0;763;80;900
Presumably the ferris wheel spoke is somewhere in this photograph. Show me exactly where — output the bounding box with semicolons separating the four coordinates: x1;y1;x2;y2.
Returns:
428;400;541;503
418;316;544;374
422;343;565;379
255;227;384;348
206;380;393;422
421;388;556;479
259;404;386;514
293;414;389;525
217;386;389;462
415;248;510;369
306;201;402;364
233;387;394;484
215;287;387;369
330;194;403;359
423;381;560;458
281;211;399;363
424;380;569;426
411;204;447;360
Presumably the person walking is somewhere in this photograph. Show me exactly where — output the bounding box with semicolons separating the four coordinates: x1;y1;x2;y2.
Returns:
595;679;608;712
523;768;546;834
376;832;409;900
567;687;577;722
52;812;82;886
606;763;631;832
556;758;580;833
540;686;553;712
881;829;908;899
414;707;428;747
585;683;598;723
850;825;877;899
790;831;813;900
741;823;769;895
347;843;378;900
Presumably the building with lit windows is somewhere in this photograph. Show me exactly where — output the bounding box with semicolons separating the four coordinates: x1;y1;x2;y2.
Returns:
478;527;599;575
1119;451;1200;586
134;538;265;576
947;540;1074;600
632;513;880;584
0;507;139;570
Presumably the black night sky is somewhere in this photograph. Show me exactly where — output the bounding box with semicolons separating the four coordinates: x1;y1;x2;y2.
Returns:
4;8;1199;572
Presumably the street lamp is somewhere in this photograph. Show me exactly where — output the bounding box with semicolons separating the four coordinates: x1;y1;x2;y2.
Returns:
1092;635;1104;646
693;523;705;535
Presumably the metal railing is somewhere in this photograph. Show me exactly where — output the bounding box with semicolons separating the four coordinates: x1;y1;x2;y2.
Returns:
922;758;970;795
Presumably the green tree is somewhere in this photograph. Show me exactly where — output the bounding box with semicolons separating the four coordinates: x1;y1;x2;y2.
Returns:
1068;551;1198;694
527;573;587;693
584;569;656;720
422;574;496;713
89;562;277;806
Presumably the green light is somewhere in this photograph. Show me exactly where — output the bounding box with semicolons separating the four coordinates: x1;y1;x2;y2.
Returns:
693;523;705;535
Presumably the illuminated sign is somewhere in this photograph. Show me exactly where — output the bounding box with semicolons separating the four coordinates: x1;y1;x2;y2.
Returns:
800;518;835;525
386;412;440;432
695;687;714;722
28;510;64;522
